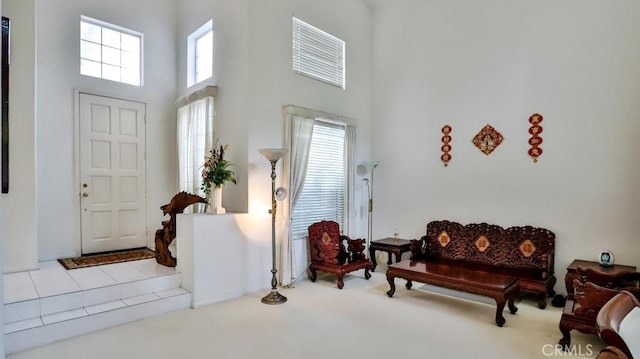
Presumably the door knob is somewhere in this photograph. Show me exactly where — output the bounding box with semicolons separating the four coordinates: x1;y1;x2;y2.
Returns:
82;192;89;197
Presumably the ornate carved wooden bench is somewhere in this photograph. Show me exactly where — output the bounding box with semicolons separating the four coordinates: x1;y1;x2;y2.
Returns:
410;220;557;309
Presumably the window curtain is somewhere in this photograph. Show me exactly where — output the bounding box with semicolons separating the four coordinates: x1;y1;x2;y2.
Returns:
280;105;356;286
176;86;217;213
279;113;314;286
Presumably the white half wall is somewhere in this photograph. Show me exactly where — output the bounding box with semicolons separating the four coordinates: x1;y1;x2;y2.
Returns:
176;213;271;307
370;0;640;291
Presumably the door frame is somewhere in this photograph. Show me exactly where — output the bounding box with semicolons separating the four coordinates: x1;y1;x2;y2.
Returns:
74;89;148;255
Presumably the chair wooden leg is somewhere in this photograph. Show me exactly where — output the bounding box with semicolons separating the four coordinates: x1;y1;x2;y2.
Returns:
336;274;345;289
364;267;371;280
309;266;317;282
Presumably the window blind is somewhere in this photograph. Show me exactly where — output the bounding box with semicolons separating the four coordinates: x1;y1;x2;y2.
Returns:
290;121;346;241
292;17;345;89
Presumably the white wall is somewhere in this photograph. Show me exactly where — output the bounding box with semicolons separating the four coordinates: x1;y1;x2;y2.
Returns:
246;0;373;278
2;0;37;273
34;0;178;261
370;0;640;292
176;0;250;214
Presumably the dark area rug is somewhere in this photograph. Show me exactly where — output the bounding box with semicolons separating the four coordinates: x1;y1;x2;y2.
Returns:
57;248;156;270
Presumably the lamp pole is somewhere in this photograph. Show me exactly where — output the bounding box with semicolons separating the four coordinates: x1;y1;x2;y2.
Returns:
260;148;287;305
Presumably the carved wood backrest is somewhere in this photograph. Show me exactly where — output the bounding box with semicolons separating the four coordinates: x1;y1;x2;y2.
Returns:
308;221;346;265
424;220;555;277
573;279;622;319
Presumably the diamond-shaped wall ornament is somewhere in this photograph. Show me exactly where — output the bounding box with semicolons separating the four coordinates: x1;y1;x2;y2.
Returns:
475;235;490;252
437;231;451;247
472;124;504;155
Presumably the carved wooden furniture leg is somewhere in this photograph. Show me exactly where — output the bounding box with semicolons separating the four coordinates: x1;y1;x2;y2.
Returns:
495;299;507;327
336;273;345;289
369;246;378;271
405;280;413;290
537;291;548;309
558;322;572;350
364;267;371;280
309;265;317;282
508;296;518;314
386;272;396;297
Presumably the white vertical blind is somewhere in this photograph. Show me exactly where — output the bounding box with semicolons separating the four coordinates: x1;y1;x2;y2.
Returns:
290;121;346;241
292;17;345;89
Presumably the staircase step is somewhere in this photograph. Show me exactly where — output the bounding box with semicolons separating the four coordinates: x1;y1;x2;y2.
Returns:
3;259;191;355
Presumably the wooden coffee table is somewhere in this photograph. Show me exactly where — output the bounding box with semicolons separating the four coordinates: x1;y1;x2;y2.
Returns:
369;238;412;272
386;260;519;327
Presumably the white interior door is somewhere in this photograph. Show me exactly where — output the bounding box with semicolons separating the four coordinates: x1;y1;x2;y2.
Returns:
79;93;147;254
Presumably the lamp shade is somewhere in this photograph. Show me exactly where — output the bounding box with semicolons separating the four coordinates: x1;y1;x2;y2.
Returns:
259;148;286;162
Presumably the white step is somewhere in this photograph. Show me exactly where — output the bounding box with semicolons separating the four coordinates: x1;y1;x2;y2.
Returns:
3;259;192;355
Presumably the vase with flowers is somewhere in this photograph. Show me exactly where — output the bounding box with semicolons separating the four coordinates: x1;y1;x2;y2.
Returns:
201;143;237;214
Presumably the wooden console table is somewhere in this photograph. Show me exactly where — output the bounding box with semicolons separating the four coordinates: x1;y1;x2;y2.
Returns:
565;260;636;299
369;238;412;272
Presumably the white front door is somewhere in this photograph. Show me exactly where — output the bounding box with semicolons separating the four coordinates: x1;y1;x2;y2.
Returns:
79;93;147;254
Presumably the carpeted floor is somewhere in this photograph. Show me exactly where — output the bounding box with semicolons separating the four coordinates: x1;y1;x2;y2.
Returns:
6;268;604;359
57;248;156;270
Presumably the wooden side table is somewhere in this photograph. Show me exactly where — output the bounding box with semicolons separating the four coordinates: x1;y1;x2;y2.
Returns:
565;260;636;299
369;238;412;272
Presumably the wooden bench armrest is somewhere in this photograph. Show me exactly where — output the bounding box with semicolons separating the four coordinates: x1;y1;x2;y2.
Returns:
596;291;640;359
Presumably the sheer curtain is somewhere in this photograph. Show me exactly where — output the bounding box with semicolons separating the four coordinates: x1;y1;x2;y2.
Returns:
279;113;314;286
176;86;216;213
280;105;356;286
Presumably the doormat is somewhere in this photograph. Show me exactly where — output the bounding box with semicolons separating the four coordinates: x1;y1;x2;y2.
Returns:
57;248;156;270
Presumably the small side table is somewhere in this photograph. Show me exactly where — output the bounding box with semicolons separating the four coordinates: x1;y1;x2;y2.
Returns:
565;259;636;299
369;238;412;272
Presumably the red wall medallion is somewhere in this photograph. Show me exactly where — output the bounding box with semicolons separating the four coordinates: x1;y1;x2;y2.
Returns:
528;114;543;163
441;125;452;167
472;124;504;155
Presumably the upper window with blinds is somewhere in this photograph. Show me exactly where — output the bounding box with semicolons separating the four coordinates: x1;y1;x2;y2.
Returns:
292;17;345;89
80;16;142;86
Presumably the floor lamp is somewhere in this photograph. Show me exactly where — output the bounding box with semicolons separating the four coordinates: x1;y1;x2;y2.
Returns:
359;161;379;249
259;148;288;305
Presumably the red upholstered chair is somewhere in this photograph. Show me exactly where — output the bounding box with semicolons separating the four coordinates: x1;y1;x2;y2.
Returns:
308;221;371;289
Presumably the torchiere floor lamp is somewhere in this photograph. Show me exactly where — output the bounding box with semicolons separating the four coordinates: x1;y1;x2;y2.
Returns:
259;148;288;305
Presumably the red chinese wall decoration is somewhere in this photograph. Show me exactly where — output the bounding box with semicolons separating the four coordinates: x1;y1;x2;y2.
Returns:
472;124;504;155
441;125;452;166
528;113;543;163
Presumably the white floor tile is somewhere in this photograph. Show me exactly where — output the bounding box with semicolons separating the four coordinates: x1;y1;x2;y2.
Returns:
4;299;40;323
29;266;80;297
67;266;117;289
41;308;88;325
4;317;43;334
40;292;84;316
99;262;150;283
128;258;179;277
82;285;122;307
155;287;189;298
3;272;39;303
122;293;160;306
85;300;126;315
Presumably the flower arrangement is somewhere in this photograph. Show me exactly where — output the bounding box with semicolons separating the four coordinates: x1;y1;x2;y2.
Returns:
201;143;237;196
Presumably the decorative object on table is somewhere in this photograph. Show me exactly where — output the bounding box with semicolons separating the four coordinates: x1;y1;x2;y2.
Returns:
154;191;207;267
259;148;289;304
441;125;452;166
599;250;615;267
201;143;237;214
472;124;504;156
357;161;379;249
528;113;544;163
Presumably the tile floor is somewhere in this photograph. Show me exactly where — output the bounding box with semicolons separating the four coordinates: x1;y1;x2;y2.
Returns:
3;258;191;354
3;258;186;331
